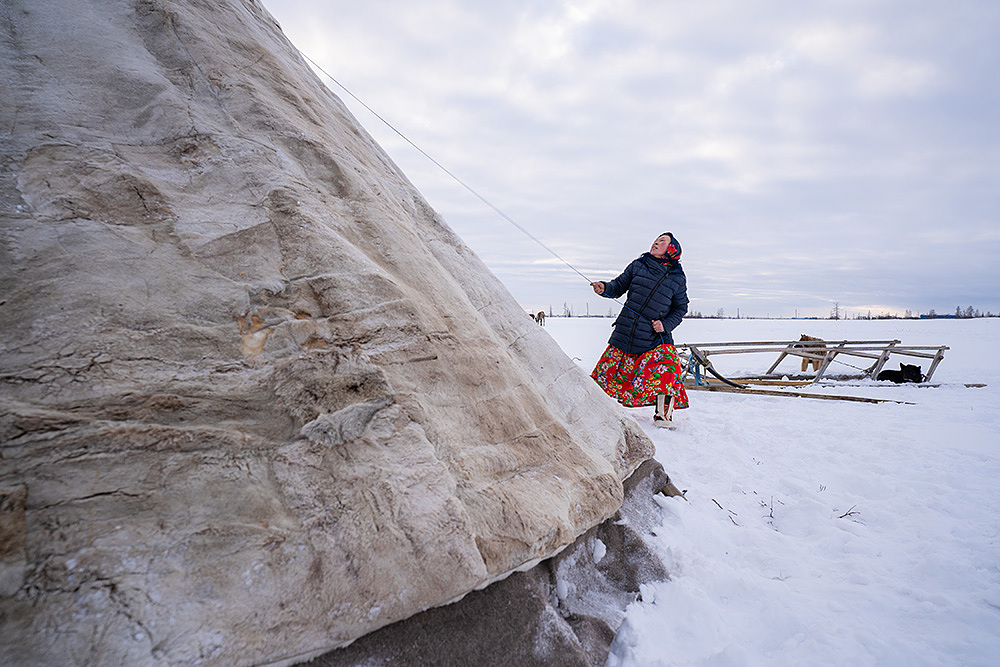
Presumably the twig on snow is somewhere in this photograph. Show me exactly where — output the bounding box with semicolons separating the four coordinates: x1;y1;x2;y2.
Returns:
712;498;740;526
838;504;861;519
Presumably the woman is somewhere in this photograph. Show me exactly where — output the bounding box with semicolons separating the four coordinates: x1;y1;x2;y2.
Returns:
589;232;689;427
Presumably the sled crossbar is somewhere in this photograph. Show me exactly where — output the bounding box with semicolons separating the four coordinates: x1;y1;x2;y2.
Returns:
677;339;949;383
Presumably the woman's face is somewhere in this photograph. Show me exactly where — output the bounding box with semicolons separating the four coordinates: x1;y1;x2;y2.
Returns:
650;234;672;258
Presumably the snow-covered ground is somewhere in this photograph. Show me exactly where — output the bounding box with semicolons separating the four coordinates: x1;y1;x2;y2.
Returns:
544;317;1000;667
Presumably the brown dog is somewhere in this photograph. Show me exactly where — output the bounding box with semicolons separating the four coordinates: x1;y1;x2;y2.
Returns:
795;334;827;372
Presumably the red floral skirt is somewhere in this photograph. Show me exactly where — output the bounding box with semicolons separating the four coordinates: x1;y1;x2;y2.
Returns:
590;344;689;409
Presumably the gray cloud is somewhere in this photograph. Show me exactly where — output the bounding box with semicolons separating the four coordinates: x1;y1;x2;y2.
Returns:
267;0;1000;317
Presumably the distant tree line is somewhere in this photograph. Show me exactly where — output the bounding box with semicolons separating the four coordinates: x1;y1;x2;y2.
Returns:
683;305;997;320
544;305;997;319
834;304;996;320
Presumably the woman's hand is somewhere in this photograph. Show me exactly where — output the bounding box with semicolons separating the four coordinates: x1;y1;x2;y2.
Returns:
590;281;605;295
652;319;664;333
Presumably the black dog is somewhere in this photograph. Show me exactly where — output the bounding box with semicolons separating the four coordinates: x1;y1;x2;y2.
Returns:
876;363;923;383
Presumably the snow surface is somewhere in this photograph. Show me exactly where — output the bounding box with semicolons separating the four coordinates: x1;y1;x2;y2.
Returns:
544;317;1000;667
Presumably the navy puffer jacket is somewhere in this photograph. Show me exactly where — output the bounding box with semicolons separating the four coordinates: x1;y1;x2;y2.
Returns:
602;252;688;355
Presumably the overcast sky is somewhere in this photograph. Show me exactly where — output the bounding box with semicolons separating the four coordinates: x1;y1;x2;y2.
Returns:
265;1;999;319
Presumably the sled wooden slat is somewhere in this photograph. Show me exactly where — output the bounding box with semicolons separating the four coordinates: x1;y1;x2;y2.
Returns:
680;340;901;348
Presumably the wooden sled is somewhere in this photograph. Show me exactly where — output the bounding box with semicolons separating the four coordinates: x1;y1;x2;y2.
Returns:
676;339;953;405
